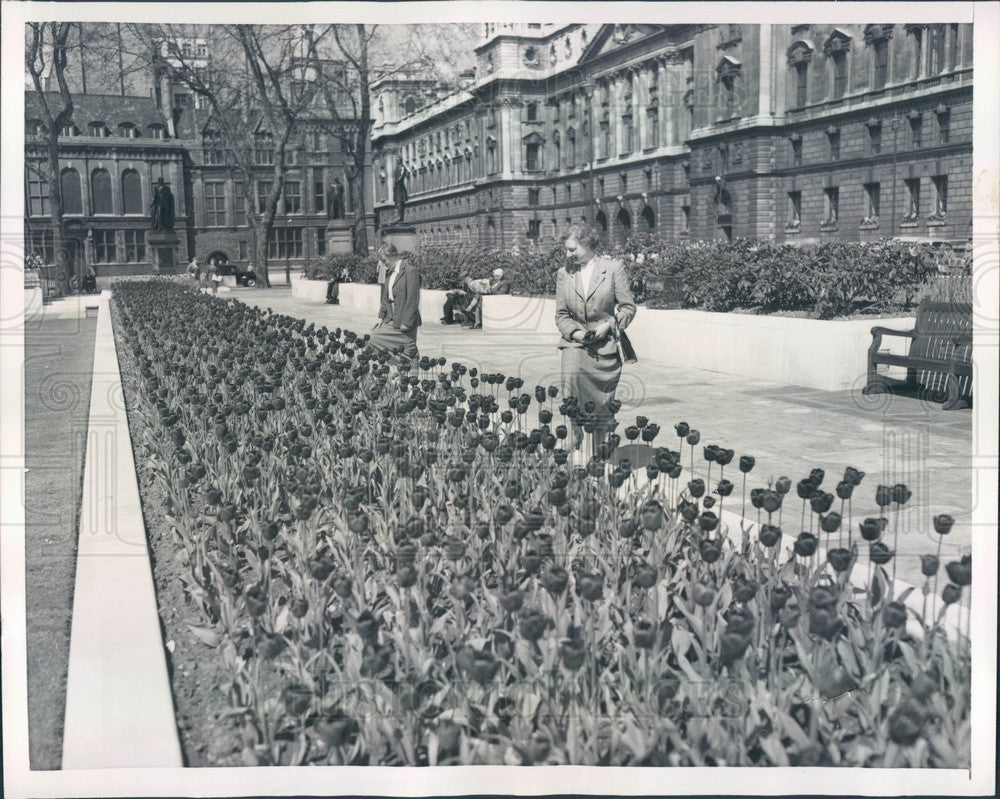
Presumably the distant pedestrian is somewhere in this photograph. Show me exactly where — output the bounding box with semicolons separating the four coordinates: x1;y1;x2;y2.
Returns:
187;256;201;285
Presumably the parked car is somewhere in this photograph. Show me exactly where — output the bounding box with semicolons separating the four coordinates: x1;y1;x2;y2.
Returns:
216;262;258;287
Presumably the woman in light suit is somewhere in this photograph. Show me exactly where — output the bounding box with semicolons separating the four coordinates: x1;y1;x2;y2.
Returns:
369;244;421;360
555;223;637;460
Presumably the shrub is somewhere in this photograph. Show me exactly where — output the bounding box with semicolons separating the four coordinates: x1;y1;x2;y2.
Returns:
302;253;374;282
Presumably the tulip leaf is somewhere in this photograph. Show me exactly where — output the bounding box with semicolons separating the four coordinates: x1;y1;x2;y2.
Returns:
188;624;222;648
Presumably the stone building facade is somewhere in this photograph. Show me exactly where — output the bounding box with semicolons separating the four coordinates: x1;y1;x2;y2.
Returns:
25;41;369;280
371;22;973;248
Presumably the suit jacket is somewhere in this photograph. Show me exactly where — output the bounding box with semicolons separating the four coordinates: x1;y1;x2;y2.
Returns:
379;259;422;330
555;256;637;356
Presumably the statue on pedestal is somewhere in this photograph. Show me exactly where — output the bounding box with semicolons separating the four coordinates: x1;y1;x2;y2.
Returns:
150;178;175;232
393;161;408;223
329;177;346;220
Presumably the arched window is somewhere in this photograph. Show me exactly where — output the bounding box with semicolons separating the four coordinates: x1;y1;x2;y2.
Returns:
642;205;655;230
89;121;109;137
787;42;814;107
864;25;894;89
403;95;417;115
118;122;138;138
91;168;113;214
122;169;143;215
716;57;743;117
616;207;632;233
595;209;608;234
60;168;82;214
567;128;577;166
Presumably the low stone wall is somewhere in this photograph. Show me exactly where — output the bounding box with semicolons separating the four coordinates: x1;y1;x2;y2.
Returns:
481;295;914;392
292;282;914;392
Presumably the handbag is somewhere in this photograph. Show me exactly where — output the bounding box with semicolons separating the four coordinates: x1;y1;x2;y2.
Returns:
614;322;638;365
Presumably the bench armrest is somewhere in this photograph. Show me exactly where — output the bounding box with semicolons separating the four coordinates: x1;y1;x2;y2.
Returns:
870;326;916;339
951;334;972;347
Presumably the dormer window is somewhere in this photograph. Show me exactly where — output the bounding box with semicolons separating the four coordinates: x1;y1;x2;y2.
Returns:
148;124;166;140
117;123;138;139
60;123;78;137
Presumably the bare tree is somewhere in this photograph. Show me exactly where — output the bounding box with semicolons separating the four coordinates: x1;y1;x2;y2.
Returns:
128;24;323;287
25;22;76;294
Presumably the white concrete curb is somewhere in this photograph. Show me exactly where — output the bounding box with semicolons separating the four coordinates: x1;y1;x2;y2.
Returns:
62;295;183;768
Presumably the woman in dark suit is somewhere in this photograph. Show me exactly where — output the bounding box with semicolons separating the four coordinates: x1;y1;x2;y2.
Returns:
369;244;421;360
555;223;637;462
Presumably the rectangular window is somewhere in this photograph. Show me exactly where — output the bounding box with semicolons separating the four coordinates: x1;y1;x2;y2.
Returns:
311;131;325;151
267;227;303;259
787;191;802;227
904;178;921;220
525;143;540;171
791;138;803;166
526;103;538;122
646;108;659;149
832;51;848;99
795;62;808;107
528;188;540;207
937;110;950;144
257;181;273;214
234;181;247;225
928;26;946;74
283;181;301;214
823;187;839;225
527;219;540;241
565;183;572;201
204;181;226;226
93;230;117;263
869;123;882;154
873;40;889;89
681;204;690;232
864;182;881;220
622;114;634;153
600;121;610;159
314;180;326;214
828;130;841;160
30;230;54;264
910;116;922;148
932;175;948;216
28;178;50;216
239;240;248;260
123;230;145;263
317;228;326;256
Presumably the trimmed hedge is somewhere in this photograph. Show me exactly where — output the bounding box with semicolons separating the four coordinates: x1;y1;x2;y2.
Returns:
302;238;970;319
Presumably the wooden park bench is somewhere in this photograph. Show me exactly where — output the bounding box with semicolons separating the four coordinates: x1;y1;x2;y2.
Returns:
862;300;973;410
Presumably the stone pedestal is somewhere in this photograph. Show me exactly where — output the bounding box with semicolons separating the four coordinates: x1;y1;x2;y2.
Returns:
325;219;353;255
147;231;179;273
381;225;418;254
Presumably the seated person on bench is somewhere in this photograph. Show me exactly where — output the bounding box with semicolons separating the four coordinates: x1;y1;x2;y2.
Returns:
453;268;509;328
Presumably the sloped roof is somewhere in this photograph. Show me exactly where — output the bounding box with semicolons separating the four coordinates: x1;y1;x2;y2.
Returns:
25;91;168;131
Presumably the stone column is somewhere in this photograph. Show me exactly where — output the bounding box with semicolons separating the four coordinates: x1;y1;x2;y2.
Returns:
660;57;673;147
631;69;641;152
919;26;930;78
500;100;515;177
759;24;773;119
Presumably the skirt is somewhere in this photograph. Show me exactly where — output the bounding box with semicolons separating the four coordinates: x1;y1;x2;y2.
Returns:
368;322;419;360
561;346;622;449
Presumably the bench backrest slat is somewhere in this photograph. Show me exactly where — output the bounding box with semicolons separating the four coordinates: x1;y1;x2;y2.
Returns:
907;301;973;399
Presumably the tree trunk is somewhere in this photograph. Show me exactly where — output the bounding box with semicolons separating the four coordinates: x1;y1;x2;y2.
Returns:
46;134;70;295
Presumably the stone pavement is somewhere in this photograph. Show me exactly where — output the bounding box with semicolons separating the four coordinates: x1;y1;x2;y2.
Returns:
229;286;975;587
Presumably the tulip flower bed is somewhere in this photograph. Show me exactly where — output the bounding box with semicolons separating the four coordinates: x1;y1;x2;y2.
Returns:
113;281;971;768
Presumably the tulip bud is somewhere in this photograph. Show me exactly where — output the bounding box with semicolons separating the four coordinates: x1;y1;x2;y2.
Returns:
625;425;640;441
702;495;716;509
920;554;940;577
750;488;765;509
933;514;954;535
542;566;569;595
674;422;690;437
826;547;853;573
941;583;961;604
559;638;585;670
835;481;854;500
633;619;656;649
859;518;883;541
892;483;912;505
758;524;781;548
794;532;818;557
819;511;842;533
698;511;719;533
887;702;924;746
739;455;755;473
692;582;715;607
688;478;706;498
633;562;659;589
717;479;734;497
699;538;722;563
884;601;907;628
945;555;971;586
686;430;700;446
762;491;782;514
774;476;792;495
870;541;893;565
875;484;892;507
796;479;815;500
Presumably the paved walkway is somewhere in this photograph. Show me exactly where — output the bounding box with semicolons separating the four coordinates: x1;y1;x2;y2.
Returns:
230;286;974;587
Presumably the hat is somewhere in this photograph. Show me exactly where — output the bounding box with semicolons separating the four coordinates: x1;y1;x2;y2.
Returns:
492;268;504;278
